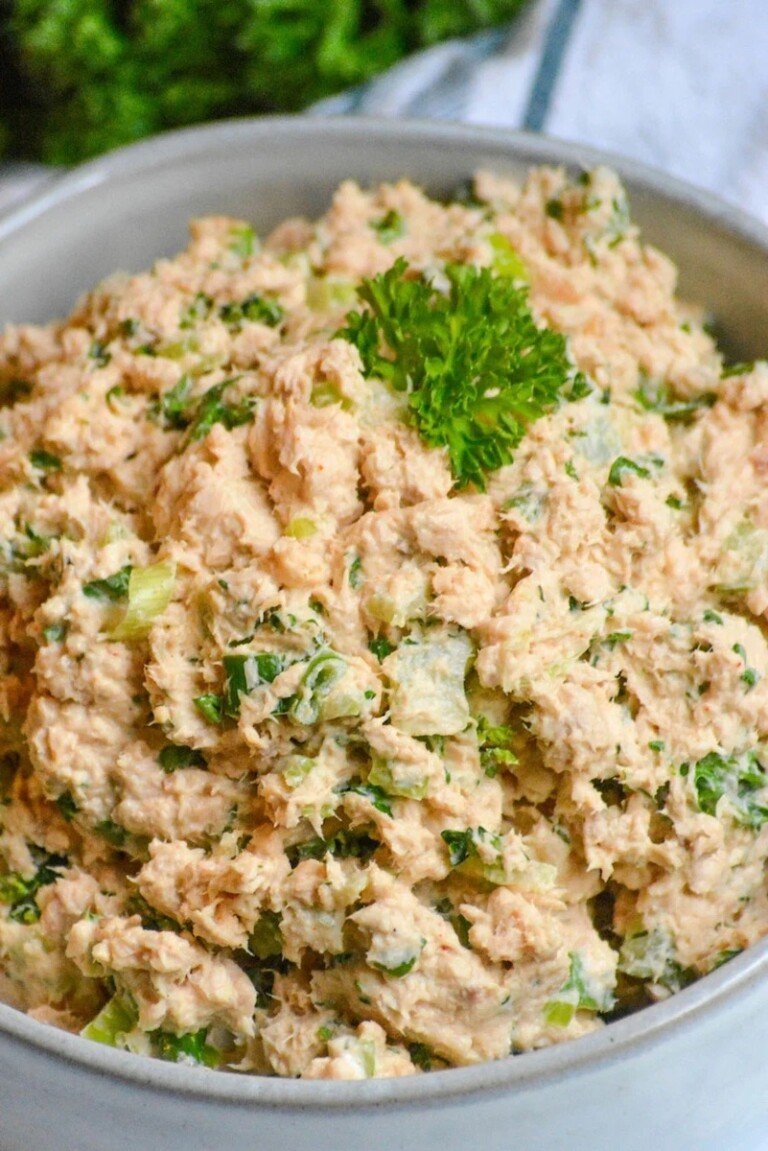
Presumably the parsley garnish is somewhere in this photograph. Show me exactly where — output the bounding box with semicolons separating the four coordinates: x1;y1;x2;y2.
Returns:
340;258;585;489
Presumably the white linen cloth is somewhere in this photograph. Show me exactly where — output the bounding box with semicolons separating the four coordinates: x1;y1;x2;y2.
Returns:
1;0;767;225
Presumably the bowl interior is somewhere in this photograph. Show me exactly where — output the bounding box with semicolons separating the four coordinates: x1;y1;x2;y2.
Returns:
0;117;767;1109
1;118;767;361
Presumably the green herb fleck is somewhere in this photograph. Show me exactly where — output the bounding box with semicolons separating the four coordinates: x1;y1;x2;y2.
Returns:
29;448;62;472
158;745;206;773
371;209;405;244
83;565;132;602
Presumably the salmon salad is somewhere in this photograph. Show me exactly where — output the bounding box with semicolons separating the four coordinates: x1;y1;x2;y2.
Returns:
0;165;766;1079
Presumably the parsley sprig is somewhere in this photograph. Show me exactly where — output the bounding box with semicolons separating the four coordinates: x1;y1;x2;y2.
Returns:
340;258;586;489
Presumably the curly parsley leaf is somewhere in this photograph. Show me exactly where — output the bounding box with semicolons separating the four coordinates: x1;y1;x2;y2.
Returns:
339;258;585;490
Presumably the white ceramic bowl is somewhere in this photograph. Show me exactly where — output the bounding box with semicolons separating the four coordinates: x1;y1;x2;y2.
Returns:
1;117;767;1151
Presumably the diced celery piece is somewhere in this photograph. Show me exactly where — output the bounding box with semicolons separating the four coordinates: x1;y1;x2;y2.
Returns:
109;561;175;640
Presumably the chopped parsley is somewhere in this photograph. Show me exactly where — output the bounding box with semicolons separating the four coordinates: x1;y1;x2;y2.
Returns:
0;846;68;924
55;791;78;821
220;295;284;328
348;555;364;588
151;1028;220;1068
82;565;132;602
158;745;206;773
29;448;62;472
340;258;586;489
341;780;393;818
186;380;256;442
368;636;395;662
371;209;405;244
149;375;193;431
635;375;716;422
690;750;768;828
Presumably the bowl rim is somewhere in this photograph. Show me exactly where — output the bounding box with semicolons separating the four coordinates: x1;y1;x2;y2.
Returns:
1;112;767;1109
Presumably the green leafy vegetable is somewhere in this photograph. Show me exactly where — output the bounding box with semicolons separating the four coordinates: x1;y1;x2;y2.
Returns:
690;749;768;828
287;828;379;866
608;456;649;486
0;2;527;165
55;791;78;821
341;780;394;817
368;636;395;662
339;257;585;490
348;555;364;588
487;232;528;280
149;376;194;431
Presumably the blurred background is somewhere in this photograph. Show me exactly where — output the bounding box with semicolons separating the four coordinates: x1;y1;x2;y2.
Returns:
0;0;767;222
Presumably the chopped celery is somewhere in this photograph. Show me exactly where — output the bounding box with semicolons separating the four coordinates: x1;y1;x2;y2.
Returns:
545;952;614;1026
368;758;428;801
488;232;528;281
109;561;175;640
284;517;317;540
385;631;473;736
81;994;138;1047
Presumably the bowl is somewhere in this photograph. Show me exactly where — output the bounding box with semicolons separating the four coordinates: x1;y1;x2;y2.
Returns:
0;116;767;1151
